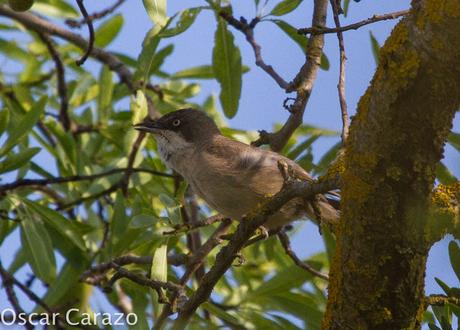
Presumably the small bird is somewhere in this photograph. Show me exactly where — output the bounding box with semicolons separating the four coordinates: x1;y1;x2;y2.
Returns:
134;108;339;230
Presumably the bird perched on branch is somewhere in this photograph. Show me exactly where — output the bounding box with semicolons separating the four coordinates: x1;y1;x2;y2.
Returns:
134;108;339;231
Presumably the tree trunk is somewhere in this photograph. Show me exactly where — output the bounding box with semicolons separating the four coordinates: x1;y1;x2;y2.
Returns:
324;0;460;329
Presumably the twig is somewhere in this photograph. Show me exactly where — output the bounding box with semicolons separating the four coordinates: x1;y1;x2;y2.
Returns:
0;263;33;330
251;0;329;151
36;32;71;131
426;294;460;306
66;0;126;28
172;177;339;328
75;0;94;66
0;167;173;194
121;132;146;196
154;219;233;329
163;214;229;235
220;12;289;90
329;0;349;142
0;5;135;92
277;231;329;280
298;10;409;35
104;265;183;302
81;254;188;282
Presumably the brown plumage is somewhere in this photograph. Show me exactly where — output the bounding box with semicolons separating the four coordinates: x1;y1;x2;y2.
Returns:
134;108;339;230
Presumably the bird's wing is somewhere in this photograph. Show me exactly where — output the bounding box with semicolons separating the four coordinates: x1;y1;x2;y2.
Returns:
202;136;313;196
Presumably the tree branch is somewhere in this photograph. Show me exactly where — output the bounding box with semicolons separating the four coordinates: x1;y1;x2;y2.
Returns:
36;32;71;131
0;167;173;194
277;231;329;280
74;0;94;66
298;10;409;35
329;0;349;143
171;177;339;328
252;0;329;151
66;0;126;28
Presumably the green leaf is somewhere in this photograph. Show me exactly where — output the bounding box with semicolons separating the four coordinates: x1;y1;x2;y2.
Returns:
131;90;149;125
202;302;243;327
143;0;168;27
343;0;350;16
0;108;10;137
0;147;40;174
272;20;329;70
32;0;79;18
134;26;163;83
111;192;129;243
435;277;451;295
448;132;460;152
0;39;29;62
160;8;202;38
173;64;250;80
212;18;242;118
313;141;341;175
149;44;175;75
95;14;124;48
0;96;47;157
23;199;87;252
270;0;303;16
448;241;460;282
97;65;114;122
159;193;182;225
151;243;168;282
20;207;56;283
173;65;215;79
287;135;320;160
436;162;457;184
369;31;380;65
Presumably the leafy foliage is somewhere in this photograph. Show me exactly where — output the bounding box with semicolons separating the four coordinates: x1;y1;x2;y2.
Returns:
0;1;457;329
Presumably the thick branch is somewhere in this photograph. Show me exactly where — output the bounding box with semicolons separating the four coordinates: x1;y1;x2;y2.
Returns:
324;0;460;328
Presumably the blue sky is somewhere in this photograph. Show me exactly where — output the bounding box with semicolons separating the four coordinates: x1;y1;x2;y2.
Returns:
0;0;459;325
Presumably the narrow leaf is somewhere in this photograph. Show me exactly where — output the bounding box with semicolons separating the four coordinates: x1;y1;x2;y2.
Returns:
20;208;56;283
369;31;380;65
212;18;242;118
97;65;114;122
143;0;168;27
134;26;162;83
160;8;201;38
0;147;40;174
448;132;460;152
94;14;124;48
131;90;148;125
0;108;9;137
448;241;460;282
23;199;86;252
436;162;457;184
0;96;47;157
272;20;329;70
270;0;303;16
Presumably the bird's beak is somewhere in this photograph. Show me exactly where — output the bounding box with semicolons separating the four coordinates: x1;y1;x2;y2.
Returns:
133;120;164;133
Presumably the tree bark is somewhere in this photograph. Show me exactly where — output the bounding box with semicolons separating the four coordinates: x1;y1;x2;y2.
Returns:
324;0;460;329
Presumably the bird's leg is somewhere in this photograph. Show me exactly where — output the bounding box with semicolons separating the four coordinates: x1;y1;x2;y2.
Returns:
277;160;297;187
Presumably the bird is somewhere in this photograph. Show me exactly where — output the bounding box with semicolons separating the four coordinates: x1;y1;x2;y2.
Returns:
134;108;339;231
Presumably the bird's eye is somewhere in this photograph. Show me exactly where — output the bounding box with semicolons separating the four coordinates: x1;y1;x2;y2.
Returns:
172;119;181;127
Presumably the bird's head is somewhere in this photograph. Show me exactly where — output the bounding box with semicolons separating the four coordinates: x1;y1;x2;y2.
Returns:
134;108;220;146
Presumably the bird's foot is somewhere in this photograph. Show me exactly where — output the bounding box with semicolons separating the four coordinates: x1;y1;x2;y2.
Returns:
277;160;297;185
256;225;269;239
232;253;246;266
